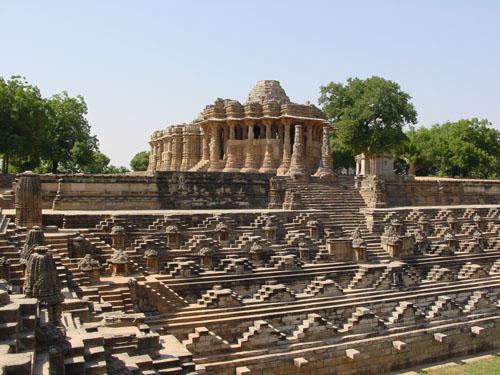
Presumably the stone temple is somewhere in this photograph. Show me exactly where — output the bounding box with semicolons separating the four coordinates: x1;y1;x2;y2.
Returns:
147;80;331;178
0;80;499;374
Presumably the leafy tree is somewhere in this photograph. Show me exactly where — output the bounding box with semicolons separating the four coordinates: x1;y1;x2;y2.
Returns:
396;119;500;178
431;119;499;178
79;151;129;174
396;126;436;176
319;76;417;158
130;151;150;171
41;92;98;173
329;130;356;170
0;76;47;173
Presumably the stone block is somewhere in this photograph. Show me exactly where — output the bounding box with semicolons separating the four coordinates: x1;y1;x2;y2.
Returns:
293;357;309;368
392;340;407;351
345;348;360;360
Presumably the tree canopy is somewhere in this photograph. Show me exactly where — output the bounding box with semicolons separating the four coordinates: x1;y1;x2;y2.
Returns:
396;119;500;179
0;75;127;174
0;76;47;173
130;151;150;171
42;92;98;173
319;76;418;168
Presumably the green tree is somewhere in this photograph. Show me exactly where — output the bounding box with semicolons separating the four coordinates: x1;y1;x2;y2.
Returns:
0;76;47;173
41;92;98;173
329;131;356;170
431;119;499;178
318;76;418;159
130;151;150;171
396;119;500;178
80;151;129;174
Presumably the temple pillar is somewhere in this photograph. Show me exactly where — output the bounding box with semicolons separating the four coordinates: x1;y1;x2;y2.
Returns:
15;171;42;229
241;120;259;173
155;140;161;171
288;124;309;182
207;123;224;171
164;130;172;170
202;127;210;161
191;126;210;171
314;124;335;179
259;119;275;173
158;138;165;170
180;127;191;171
171;127;184;171
223;121;241;172
306;123;313;170
277;119;292;175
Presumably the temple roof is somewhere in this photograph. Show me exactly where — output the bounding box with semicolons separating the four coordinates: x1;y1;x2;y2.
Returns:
246;80;291;105
151;80;326;140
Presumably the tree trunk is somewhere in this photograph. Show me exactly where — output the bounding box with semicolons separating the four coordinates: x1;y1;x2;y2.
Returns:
2;154;9;174
51;160;59;174
408;161;416;176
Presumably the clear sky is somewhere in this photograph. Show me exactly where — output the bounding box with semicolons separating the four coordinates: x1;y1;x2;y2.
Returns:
1;1;499;167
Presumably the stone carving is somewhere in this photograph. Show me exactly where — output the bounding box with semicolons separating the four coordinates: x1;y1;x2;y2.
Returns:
20;226;45;265
77;254;101;283
314;125;334;179
24;246;63;324
110;249;130;276
15;171;42;228
110;225;126;249
148;81;326;176
288;124;309;182
144;249;160;272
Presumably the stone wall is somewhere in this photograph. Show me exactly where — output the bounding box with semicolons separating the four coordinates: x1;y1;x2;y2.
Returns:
50;172;271;210
359;175;500;208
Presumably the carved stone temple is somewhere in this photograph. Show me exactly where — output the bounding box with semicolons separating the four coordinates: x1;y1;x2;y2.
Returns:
0;80;499;374
147;80;332;176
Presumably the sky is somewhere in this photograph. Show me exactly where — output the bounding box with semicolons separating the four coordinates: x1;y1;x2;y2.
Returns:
1;1;499;167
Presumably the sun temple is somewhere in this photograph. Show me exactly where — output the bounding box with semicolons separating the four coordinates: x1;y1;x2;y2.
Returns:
0;81;499;374
147;80;333;178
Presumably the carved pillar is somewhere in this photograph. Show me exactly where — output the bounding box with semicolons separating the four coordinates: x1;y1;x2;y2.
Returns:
277;119;292;175
314;124;335;179
223;121;241;172
259;119;275;173
202;127;210;161
180;127;191;171
147;140;156;172
15;171;42;229
190;125;209;171
241;120;259;173
164;130;172;170
154;140;161;171
157;137;165;171
288;124;309;182
207;123;224;172
170;127;183;171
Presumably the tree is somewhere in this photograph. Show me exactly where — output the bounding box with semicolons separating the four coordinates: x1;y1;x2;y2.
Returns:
318;77;417;159
80;151;129;174
396;119;500;179
431;119;499;178
130;151;150;171
0;76;47;173
329;131;356;170
396;126;435;176
41;92;98;173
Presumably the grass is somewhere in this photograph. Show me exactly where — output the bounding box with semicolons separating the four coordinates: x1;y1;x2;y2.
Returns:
420;355;500;374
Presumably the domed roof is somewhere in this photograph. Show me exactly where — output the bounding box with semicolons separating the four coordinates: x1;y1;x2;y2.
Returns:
245;80;291;105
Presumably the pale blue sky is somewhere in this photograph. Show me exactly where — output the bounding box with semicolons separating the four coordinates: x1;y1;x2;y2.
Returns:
1;1;499;167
